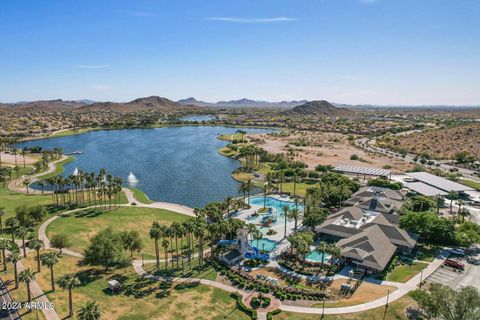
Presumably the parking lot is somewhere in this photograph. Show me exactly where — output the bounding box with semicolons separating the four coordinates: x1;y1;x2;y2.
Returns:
426;248;480;290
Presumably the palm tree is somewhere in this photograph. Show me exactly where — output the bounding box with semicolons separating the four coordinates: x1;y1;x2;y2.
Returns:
171;222;182;268
245;179;254;204
0;207;5;234
15;226;29;258
193;219;207;270
19;268;35;303
0;239;10;271
40;252;60;291
58;274;81;318
282;205;289;238
7;249;21;289
149;222;163;270
328;244;342;265
458;207;471;223
37;180;46;195
316;242;329;263
27;238;44;272
5;217;18;242
448;190;459;215
161;239;169;270
287;207;302;231
78;301;101;320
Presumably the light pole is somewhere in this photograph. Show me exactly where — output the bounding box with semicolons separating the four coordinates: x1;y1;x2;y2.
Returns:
419;270;423;288
383;290;390;320
321;296;326;319
141;252;144;267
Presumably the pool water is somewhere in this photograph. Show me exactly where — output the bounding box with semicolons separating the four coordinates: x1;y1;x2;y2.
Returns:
305;250;331;263
249;196;303;213
249;238;277;252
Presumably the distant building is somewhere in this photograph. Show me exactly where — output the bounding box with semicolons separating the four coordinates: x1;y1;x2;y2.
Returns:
344;186;404;214
404;171;474;196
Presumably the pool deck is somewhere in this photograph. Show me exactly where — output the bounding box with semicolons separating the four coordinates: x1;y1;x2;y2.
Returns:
234;195;300;242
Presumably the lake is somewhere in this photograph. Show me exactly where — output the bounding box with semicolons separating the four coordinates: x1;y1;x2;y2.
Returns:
19;126;272;207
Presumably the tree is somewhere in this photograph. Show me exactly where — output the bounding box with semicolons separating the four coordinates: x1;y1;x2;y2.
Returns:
50;233;71;254
303;208;329;231
5;217;18;242
287;207;302;231
458;207;471;223
7;249;21;289
83;228;127;271
78;301;101;320
19;268;35;303
27;238;44;272
120;230;143;257
59;274;81;318
149;222;163;270
161;239;169;269
412;284;480;320
15;226;29;258
282;205;289;238
40;252;60;292
0;239;10;271
447;191;459;215
0;207;5;234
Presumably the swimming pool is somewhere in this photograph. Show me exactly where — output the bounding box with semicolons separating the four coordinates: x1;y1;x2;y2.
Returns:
249;238;277;252
249;196;303;213
305;250;331;263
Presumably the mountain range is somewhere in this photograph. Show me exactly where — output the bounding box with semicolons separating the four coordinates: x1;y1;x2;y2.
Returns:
177;97;307;108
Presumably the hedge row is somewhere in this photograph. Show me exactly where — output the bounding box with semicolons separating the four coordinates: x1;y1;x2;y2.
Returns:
266;309;281;320
231;293;257;320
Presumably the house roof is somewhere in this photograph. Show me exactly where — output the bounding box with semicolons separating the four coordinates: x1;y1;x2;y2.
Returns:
336;225;397;271
362;215;417;248
356;198;402;214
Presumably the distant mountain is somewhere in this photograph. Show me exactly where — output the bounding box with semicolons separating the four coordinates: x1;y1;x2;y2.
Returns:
177;97;306;108
76;99;96;105
288;100;353;116
79;96;198;112
2;99;87;112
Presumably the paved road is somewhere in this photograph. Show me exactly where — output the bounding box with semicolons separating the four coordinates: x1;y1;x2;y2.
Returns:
0;279;20;320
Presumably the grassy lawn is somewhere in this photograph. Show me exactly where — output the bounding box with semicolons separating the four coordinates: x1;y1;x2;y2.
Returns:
144;260;218;281
129;187;154;204
46;207;195;259
275;296;415;320
48;128;97;138
0;185;53;219
218;147;239;157
386;262;428;283
217;133;245;142
16;251;248;320
36;156;75;180
460;179;480;191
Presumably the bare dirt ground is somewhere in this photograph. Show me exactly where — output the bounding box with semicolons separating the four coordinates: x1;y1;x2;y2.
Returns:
0;151;40;165
252;132;411;174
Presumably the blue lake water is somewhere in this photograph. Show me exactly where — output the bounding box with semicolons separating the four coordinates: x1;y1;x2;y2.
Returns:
19;126;272;207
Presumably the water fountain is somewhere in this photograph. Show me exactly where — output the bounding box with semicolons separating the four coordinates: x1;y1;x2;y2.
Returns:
72;167;79;176
128;172;139;187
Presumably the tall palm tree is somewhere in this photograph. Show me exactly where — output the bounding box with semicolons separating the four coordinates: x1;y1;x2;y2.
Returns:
287;207;302;231
149;222;163;270
37;180;46;195
282;205;289;238
0;239;10;271
0;207;5;234
27;238;44;272
5;217;18;242
171;222;182;268
448;190;459;215
15;226;29;258
40;252;60;291
59;274;81;317
458;207;471;223
19;268;35;303
193;219;207;270
245;179;254;204
78;301;101;320
316;241;329;263
161;239;169;270
7;249;21;289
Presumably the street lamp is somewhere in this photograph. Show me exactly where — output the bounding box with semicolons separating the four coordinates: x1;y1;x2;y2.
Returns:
419;270;423;288
321;296;326;318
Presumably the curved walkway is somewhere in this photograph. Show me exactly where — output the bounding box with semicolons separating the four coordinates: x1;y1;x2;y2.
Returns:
122;188;196;216
8;155;68;194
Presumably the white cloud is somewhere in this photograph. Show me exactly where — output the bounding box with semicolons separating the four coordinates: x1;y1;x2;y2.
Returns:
76;64;110;69
206;17;298;23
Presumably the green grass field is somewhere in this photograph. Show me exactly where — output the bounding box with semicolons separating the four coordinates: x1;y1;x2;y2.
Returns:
14;251;248;320
36;156;75;180
129;187;154;204
460;179;480;191
48;128;97;138
46;206;194;259
386;262;428;283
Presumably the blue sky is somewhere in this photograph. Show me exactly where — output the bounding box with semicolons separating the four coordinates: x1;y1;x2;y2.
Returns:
1;0;479;105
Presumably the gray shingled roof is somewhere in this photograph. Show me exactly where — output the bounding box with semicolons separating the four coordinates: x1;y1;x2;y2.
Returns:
336;225;397;271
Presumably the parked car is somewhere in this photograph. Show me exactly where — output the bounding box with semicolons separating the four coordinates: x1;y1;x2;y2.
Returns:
450;248;465;257
443;259;465;271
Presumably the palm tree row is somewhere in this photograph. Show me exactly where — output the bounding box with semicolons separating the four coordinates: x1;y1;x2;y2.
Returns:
44;169;123;210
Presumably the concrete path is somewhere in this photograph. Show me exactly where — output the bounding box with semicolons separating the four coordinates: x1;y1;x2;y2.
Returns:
122;187;196;216
8;156;68;194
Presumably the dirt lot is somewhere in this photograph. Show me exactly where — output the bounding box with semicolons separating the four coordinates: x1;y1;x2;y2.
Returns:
0;151;40;165
253;132;411;174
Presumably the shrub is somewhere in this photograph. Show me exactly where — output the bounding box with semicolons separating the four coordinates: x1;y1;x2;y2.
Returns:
350;154;359;160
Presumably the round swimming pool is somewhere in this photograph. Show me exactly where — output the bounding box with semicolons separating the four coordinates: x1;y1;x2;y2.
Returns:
249;238;277;252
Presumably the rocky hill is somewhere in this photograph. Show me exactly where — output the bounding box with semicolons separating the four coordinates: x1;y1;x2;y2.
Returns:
288;100;353;116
